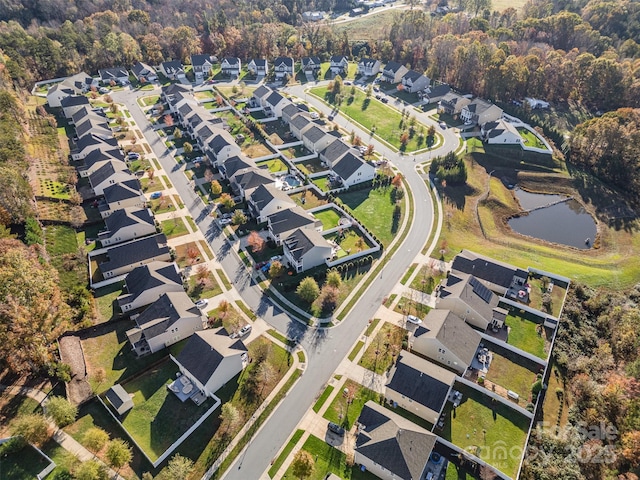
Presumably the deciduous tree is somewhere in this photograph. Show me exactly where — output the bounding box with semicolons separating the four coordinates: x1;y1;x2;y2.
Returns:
46;396;77;427
105;439;132;473
248;231;265;253
10;414;50;446
84;427;109;457
296;277;320;303
291;450;314;479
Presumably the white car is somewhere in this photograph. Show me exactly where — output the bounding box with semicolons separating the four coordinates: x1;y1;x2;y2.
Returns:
219;218;232;226
195;299;208;309
407;315;422;325
99;87;110;94
238;324;252;337
310;112;319;119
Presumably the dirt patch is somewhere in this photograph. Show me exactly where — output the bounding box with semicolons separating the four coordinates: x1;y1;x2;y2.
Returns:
58;335;93;405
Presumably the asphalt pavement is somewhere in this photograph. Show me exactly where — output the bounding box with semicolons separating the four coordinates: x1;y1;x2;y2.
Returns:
112;82;457;480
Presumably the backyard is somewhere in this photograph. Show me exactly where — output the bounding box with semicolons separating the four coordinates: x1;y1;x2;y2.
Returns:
337;186;403;247
517;127;547;149
358;322;405;374
439;383;530;479
0;441;55;479
526;274;566;317
312;175;333;192
484;351;541;402
280;144;311;159
313;207;342;230
289;189;328;210
323;379;381;429
296;157;328;175
504;311;548;359
325;228;371;258
93;281;124;323
256;157;288;173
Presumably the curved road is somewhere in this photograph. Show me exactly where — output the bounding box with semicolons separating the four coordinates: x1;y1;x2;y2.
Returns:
113;83;458;479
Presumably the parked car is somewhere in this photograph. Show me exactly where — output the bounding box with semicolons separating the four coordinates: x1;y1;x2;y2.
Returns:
439;122;447;129
310;112;319;119
407;315;422;325
128;152;140;160
149;192;162;200
219;218;232;226
99;87;110;94
327;421;345;436
344;81;352;85
255;260;270;270
381;97;389;103
238;324;252;337
195;299;208;309
270;255;282;262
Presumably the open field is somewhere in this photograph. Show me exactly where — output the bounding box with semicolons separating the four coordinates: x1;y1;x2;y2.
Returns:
432;148;640;288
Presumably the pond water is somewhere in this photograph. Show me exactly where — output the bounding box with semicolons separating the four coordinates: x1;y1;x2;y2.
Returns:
508;189;597;249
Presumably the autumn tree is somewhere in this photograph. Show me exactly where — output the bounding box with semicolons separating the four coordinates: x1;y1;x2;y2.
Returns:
183;142;193;154
84;427;109;458
219;193;235;210
391;174;403;189
296;277;320;303
248;231;265;253
210;180;222;195
232;210;247;226
257;362;276;396
326;270;342;288
0;239;69;374
194;264;210;284
46;396;77;427
291;450;315;479
219;402;240;434
74;460;108;480
164;454;194;480
105;439;132;473
186;246;199;264
10;414;50;446
163;114;174;126
269;260;285;278
173;127;182;139
317;285;339;312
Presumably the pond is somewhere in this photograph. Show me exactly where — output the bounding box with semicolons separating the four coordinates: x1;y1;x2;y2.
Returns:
508;189;597;249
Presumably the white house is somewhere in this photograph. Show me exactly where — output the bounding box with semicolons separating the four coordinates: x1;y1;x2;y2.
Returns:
264;91;291;118
329;55;349;75
171;328;248;397
95;233;171;280
230;168;274;200
319;138;353;167
302;11;325;22
247;58;268;76
482;118;523;145
355;400;437;480
409;309;481;374
131;62;157;82
248;184;296;223
98;207;156;247
283;228;332;273
80;148;125;177
385;350;456;425
331;151;376;187
125;291;206;356
220;155;256;180
381;61;409;84
460;98;503;126
357;58;381;77
301;124;333;153
272;57;295;80
98;180;146;218
190;54;216;80
438;92;471;116
288;112;314;140
88;161;136;196
61;95;91;120
159;60;186;80
220;57;241;77
401;70;430;93
205;131;241;167
301;57;322;76
267;206;322;245
117;261;183;313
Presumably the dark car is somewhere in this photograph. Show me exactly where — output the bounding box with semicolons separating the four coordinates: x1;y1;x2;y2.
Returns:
327;421;345;436
381;97;389;103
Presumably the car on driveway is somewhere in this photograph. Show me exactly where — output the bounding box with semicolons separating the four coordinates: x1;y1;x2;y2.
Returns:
127;152;140;160
238;324;252;337
149;192;162;199
381;97;389;103
218;218;232;226
439;122;447;129
327;421;345;436
407;314;422;325
195;299;208;309
99;87;110;94
255;260;269;270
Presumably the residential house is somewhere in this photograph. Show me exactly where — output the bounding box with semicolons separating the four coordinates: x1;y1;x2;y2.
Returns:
250;85;272;108
61;95;91;120
331;151;376;187
357;58;381;77
171;328;248;397
98;207;157;247
230;168;274;200
105;385;134;416
264;91;291;118
125;291;206;356
482;119;523;145
88;160;135;196
73;107;110;134
248;184;296;223
47;83;78;108
220;57;241;77
72;135;119;161
159;61;186;80
64;72;98;93
99;180;146;218
80;148;125;177
355;400;437;480
319;138;353;167
283;227;332;273
302;11;325;22
273;57;295;80
436;272;509;331
450;249;528;296
381;61;409;84
220;155;256;180
247;58;268;76
401;70;430;93
131;62;157;82
98;67;129;85
460;99;503;126
267;206;322;245
437;92;471;116
97;233;171;280
289;112;314;140
160;83;191;104
421;83;451;104
385;350;456;425
329;55;349;76
205;131;241;167
281;103;303;124
117;261;183;313
301;57;322;76
190;54;216;80
409;309;481;374
301;124;333;153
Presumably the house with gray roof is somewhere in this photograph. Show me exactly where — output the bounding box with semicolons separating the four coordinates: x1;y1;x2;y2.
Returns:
283;228;332;273
267;206;321;245
438;92;471;116
301;124;333;153
436;272;509;331
385;350;456;425
301;56;321;76
319;138;352;167
97;233;171;281
131;62;157;82
247;58;268;76
289;113;314;140
281;103;303;124
190;54;216;80
75;115;111;140
171;328;248;397
105;384;134;416
89;160;135;196
421;83;451;103
248;184;296;223
450;249;528;295
98;67;129;85
205;131;241;166
331;151;375;187
117;261;183;313
273;57;295;79
381;61;409;84
329;55;349;75
230;167;274;200
265;91;291;118
61;95;91;119
220;155;256;179
99;179;146;218
409;309;481;374
80;148;125;177
357;58;381;77
47;83;80;108
460;99;503;127
481;118;523;145
72;135;120;161
220;57;241;77
159;60;185;80
126;291;206;356
251;85;272;107
355;400;437;480
401;70;430;93
98;207;156;247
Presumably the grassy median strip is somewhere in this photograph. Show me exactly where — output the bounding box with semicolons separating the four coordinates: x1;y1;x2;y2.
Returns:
348;341;365;362
268;429;305;478
313;385;334;414
400;263;417;285
235;299;256;320
216;268;232;290
297;351;306;363
364;318;381;336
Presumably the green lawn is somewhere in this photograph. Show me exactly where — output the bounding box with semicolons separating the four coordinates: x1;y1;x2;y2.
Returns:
393;296;431;317
312;175;332;192
337;187;403;247
364;318;381;336
93;281;124;323
409;264;447;294
323;379;381;429
141;95;160;106
194;90;216;100
325;229;370;258
281;145;312;159
313;385;335;413
117;358;217;460
268;429;304;478
160;217;189;239
0;394;41;426
358;322;405;374
485;352;540;401
40;439;81;478
0;442;54;480
256;158;288;173
44;225;78;256
313;208;342;231
283;434;378;480
187;272;223;300
309;86;435;152
290;189;328;210
504;313;548;359
526;275;566;317
440;383;530;479
216;268;232;290
517;127;547;149
348;341;365;361
446;462;476;480
149;195;177;214
140;177;163;193
41;179;72;199
185;215;197;232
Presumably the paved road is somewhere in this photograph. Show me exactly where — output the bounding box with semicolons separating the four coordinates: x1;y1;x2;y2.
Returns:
112;83;457;479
